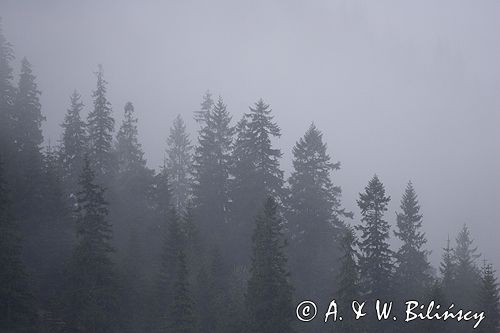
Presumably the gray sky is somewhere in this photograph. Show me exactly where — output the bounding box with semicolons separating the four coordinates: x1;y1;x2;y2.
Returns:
2;0;499;268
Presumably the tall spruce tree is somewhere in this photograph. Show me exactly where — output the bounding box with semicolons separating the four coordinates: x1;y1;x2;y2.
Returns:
11;58;45;217
87;65;115;181
156;208;189;330
356;175;392;299
0;19;16;164
452;224;480;309
439;236;455;294
167;250;195;333
287;124;349;303
477;262;500;333
231;99;284;266
113;101;153;331
60;90;87;193
193;96;234;245
64;157;118;332
115;102;146;172
336;225;361;333
35;145;72;312
0;158;37;332
393;181;431;297
246;197;293;333
166;115;192;212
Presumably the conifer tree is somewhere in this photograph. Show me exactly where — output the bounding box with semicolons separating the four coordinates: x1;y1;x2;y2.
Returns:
60;90;87;192
246;197;293;333
113;101;153;246
156;207;194;331
452;224;480;309
153;164;173;222
231;99;284;265
477;262;500;333
356;175;392;299
87;65;115;180
394;181;431;297
0;158;37;332
167;250;195;333
287;124;349;301
439;236;455;293
64;157;118;332
35;145;72;307
11;58;45;217
0;19;16;162
115;102;145;172
194;90;214;122
336;225;361;332
166;115;192;212
193;96;234;244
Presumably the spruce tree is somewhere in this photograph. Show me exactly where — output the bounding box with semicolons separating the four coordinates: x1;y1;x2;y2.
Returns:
335;225;361;333
0;19;16;163
452;224;480;309
153;164;173;222
60;90;87;193
356;175;392;299
115;102;146;172
394;181;431;297
246;197;293;333
477;262;500;333
35;145;72;311
167;250;195;333
156;207;194;331
439;236;455;294
287;124;349;303
64;157;118;332
0;158;37;332
194;90;214;122
166;114;193;212
87;65;115;181
113;101;153;244
193;96;234;245
11;57;45;217
231;99;284;266
113;101;153;331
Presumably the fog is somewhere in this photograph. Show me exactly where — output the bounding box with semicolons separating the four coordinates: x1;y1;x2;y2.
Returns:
2;0;499;268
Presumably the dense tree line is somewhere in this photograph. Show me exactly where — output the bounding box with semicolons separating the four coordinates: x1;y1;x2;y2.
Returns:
0;19;499;333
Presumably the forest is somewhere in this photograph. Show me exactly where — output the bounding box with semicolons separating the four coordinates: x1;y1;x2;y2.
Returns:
0;17;499;333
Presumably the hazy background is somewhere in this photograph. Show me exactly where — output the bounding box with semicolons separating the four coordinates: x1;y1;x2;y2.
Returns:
1;0;499;268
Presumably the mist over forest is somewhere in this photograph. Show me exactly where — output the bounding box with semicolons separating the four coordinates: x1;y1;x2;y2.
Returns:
0;1;499;332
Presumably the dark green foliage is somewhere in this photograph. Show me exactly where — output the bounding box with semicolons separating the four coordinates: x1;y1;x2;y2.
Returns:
193;95;234;245
394;181;431;297
87;65;115;180
246;197;294;333
60;90;87;192
356;175;393;299
477;262;500;333
64;157;118;332
287;124;349;304
0;158;37;332
166;114;193;212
